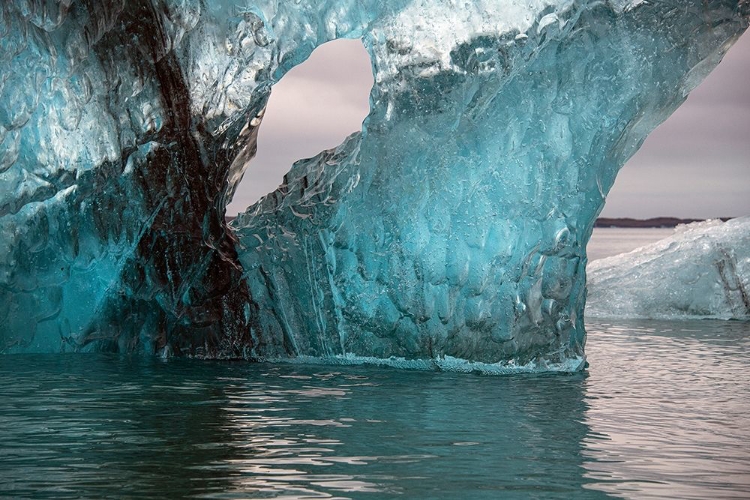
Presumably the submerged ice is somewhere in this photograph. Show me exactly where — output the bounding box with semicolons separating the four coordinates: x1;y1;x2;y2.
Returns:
0;1;748;367
587;218;750;320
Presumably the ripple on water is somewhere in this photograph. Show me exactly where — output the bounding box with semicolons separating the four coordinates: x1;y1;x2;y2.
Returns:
0;319;748;499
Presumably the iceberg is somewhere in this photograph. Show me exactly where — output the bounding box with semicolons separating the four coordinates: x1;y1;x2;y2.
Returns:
0;1;747;367
587;218;750;320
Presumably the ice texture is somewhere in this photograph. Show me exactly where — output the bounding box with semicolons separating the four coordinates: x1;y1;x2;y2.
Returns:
0;1;748;365
587;218;750;320
231;1;750;365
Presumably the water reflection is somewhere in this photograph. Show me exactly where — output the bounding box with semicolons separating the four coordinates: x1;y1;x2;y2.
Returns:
1;356;600;498
209;366;600;498
582;319;750;499
216;372;397;498
1;320;748;498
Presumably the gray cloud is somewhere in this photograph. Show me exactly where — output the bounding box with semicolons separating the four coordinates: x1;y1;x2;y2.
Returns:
228;33;749;219
602;32;750;218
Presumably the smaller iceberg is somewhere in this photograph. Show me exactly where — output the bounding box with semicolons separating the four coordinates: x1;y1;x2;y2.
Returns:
586;218;750;320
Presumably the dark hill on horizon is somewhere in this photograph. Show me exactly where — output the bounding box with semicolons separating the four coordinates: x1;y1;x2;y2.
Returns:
594;217;732;228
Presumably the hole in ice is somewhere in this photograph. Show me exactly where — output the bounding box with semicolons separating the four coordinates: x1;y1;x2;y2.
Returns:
226;38;374;216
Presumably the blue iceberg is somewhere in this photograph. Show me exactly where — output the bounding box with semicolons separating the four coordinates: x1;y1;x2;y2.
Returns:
1;1;748;369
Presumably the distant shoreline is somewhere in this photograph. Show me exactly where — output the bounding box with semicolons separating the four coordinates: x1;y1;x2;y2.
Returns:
594;217;732;228
225;215;732;228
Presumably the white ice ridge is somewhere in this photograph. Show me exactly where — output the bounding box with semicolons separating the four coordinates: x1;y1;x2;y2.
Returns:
586;217;750;320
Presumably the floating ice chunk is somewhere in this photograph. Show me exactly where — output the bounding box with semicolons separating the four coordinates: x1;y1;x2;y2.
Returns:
587;218;750;320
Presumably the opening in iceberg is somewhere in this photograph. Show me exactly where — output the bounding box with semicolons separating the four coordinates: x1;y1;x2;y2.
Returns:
227;39;374;215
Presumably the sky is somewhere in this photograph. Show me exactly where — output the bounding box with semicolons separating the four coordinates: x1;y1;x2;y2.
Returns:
227;33;750;219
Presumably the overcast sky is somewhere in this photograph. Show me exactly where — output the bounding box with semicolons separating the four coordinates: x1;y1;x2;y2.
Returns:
227;33;749;219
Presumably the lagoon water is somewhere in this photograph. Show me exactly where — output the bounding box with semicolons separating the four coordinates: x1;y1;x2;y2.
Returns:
1;229;749;499
586;227;677;262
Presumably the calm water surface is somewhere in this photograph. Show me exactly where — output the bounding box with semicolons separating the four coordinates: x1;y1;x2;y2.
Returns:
587;227;675;261
2;229;748;498
1;320;749;499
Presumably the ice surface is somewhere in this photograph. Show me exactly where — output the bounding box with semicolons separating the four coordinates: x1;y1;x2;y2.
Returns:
587;218;750;320
0;1;748;365
231;1;750;365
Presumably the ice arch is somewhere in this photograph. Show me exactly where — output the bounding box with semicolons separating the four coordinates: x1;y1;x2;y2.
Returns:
0;1;748;369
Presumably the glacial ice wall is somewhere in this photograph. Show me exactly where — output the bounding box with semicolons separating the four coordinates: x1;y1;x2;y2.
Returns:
232;1;750;365
587;218;750;320
0;1;748;365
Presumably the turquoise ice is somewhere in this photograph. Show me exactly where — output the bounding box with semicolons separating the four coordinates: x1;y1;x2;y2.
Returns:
1;1;747;368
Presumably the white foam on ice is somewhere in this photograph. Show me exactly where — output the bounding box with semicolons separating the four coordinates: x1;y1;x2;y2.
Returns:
262;352;586;375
